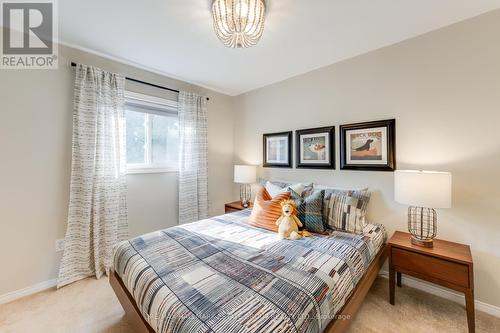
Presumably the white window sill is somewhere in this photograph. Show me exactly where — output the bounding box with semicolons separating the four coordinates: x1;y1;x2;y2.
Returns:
127;168;178;175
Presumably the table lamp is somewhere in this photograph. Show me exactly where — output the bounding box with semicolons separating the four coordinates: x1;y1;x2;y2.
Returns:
394;170;452;248
234;165;256;208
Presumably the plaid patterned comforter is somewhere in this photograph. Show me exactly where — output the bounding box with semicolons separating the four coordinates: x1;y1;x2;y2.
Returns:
113;210;386;333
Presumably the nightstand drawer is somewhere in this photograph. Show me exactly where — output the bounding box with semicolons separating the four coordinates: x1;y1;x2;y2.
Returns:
225;207;240;214
392;247;469;288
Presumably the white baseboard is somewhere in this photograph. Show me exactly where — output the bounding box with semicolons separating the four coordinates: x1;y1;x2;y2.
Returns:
0;279;57;305
379;270;500;318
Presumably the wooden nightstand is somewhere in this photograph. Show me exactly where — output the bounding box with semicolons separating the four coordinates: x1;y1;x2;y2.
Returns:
224;201;253;213
388;231;475;332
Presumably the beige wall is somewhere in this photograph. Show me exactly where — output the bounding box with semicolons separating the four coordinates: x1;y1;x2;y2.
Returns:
0;44;235;296
233;10;500;307
1;9;500;310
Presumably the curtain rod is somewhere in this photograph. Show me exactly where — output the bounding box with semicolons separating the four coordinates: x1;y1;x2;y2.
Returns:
70;62;209;101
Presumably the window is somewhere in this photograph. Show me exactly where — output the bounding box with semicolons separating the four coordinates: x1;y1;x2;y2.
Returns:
125;91;179;173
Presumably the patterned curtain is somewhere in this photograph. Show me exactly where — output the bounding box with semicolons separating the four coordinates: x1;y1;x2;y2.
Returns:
178;92;208;224
58;64;128;288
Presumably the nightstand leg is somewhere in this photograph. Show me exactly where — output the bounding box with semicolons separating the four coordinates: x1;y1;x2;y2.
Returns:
396;272;402;287
465;290;475;333
389;266;395;305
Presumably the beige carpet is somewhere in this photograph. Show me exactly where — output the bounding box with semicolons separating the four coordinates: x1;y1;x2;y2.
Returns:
0;276;498;333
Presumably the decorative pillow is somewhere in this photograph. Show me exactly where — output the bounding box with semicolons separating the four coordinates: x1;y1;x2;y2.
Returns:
264;180;312;197
313;183;368;191
247;187;290;232
313;186;369;224
259;178;290;188
326;190;371;234
266;181;300;198
289;188;326;234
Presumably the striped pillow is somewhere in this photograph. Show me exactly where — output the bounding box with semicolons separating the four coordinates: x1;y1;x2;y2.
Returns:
326;190;371;234
247;187;290;232
319;187;368;224
289;188;325;234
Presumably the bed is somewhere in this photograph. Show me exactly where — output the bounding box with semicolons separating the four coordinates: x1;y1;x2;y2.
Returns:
111;209;387;333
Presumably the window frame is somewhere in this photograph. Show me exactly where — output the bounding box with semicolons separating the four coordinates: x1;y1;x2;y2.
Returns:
125;91;179;174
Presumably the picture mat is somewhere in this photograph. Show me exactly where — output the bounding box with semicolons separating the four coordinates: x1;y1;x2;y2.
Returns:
299;132;330;164
346;127;388;165
266;136;289;164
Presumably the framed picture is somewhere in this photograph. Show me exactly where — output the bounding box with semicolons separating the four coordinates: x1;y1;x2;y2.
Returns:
263;131;292;168
340;119;396;171
296;126;335;169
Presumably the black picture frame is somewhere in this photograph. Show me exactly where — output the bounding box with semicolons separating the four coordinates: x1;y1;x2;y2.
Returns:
263;131;293;168
340;119;396;171
295;126;335;169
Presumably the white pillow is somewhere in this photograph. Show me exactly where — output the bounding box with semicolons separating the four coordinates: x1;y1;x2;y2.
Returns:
265;181;286;197
265;181;306;198
314;183;368;192
289;183;307;195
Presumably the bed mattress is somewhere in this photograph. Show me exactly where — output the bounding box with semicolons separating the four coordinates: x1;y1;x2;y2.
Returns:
113;209;386;333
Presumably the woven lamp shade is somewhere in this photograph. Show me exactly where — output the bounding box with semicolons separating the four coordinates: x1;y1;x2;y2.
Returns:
212;0;266;48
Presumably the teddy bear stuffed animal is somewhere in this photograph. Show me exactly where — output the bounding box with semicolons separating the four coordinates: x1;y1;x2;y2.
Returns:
275;199;304;240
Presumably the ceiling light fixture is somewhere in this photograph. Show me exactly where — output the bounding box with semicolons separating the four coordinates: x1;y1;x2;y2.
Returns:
212;0;266;48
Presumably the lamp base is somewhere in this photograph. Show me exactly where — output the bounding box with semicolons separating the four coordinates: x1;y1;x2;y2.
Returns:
239;184;251;208
407;206;437;249
411;236;434;248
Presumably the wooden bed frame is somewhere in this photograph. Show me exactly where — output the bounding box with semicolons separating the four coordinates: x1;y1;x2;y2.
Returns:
110;245;387;333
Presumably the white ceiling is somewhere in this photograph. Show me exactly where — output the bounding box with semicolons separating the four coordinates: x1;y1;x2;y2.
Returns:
59;0;500;96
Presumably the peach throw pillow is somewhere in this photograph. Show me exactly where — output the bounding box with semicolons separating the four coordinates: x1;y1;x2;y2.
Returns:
247;187;290;232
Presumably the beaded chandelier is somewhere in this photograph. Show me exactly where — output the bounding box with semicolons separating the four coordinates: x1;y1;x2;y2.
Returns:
212;0;266;48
